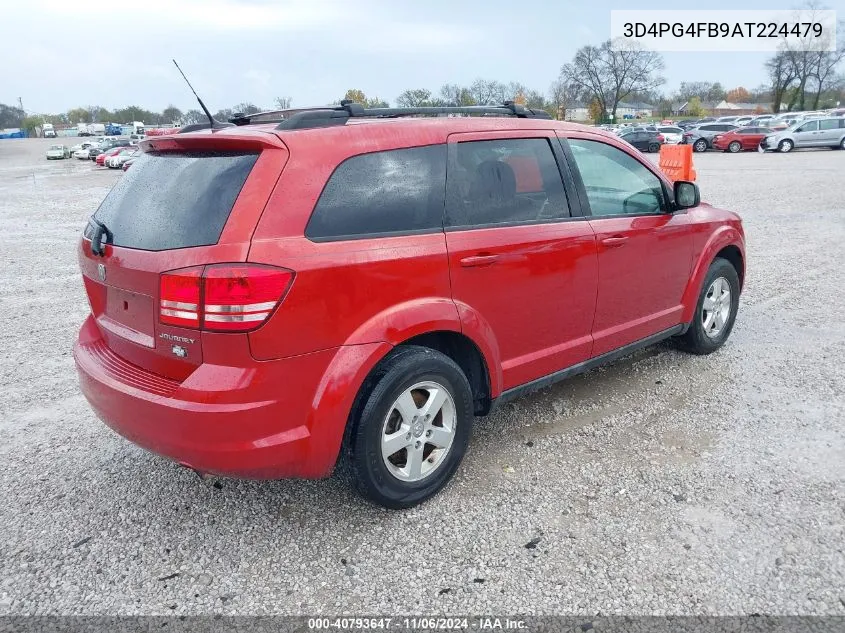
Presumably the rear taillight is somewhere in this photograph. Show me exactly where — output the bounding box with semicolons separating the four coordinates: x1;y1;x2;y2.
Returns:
159;264;293;332
160;267;203;329
656;134;664;142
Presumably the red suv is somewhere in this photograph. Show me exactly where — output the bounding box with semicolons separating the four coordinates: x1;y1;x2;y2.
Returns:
74;102;745;508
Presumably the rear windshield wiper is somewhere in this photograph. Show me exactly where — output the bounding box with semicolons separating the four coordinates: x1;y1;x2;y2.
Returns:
89;217;112;257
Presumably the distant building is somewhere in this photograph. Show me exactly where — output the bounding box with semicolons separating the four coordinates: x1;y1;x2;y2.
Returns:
616;101;655;118
673;100;771;116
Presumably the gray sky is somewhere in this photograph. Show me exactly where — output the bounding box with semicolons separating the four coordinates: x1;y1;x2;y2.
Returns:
2;0;841;114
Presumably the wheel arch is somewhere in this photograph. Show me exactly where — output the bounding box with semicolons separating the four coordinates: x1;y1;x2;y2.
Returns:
398;331;493;416
681;228;745;324
312;298;502;474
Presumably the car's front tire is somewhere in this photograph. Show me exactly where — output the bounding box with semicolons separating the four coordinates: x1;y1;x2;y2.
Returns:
693;139;708;152
677;258;740;355
778;139;793;153
345;346;473;509
728;141;742;153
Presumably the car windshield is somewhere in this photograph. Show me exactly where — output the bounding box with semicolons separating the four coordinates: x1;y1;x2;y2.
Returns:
49;145;61;150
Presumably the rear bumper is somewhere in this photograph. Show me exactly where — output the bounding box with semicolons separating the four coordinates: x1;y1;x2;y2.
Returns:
73;315;343;479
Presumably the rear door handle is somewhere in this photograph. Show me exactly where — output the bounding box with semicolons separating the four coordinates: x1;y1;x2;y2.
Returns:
460;254;500;267
601;236;629;248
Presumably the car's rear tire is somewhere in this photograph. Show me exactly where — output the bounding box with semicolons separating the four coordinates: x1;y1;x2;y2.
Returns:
839;138;845;150
344;346;473;509
648;143;660;153
778;139;793;153
728;141;742;153
677;258;740;355
693;139;708;152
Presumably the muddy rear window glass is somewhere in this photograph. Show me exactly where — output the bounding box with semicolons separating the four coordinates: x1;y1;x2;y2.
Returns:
94;151;258;251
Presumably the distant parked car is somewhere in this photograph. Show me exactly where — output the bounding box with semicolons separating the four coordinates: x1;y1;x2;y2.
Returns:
748;115;775;126
760;117;845;152
712;127;774;152
69;141;97;155
46;145;70;160
682;123;739;152
107;148;137;169
658;126;684;144
74;143;100;159
618;129;664;152
96;147;126;166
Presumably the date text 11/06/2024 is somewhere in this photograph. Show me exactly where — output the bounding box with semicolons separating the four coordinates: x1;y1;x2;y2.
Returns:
307;617;528;630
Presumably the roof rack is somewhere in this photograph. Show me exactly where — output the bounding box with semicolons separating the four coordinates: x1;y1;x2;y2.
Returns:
218;100;551;130
274;100;551;130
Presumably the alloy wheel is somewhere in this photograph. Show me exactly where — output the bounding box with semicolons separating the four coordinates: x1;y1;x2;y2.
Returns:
702;277;732;339
381;381;456;482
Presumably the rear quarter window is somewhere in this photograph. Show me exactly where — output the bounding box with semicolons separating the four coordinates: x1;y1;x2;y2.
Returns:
94;151;258;251
305;144;446;241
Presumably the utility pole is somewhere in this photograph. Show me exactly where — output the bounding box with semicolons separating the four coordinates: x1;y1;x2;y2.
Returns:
18;97;24;113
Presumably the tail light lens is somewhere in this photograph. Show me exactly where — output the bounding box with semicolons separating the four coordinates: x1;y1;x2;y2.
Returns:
159;264;294;332
656;134;665;142
160;267;203;328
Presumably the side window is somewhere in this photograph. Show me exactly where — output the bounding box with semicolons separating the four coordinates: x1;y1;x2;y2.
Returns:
819;119;840;130
568;139;665;217
445;138;570;228
305;145;446;241
797;120;818;132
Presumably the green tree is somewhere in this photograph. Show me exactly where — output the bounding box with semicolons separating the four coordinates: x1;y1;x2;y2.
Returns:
0;103;25;128
396;89;433;108
162;105;183;123
21;116;43;134
67;107;92;124
183;109;206;124
686;96;704;117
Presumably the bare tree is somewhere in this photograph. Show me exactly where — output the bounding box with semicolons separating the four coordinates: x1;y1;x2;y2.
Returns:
274;96;292;109
232;103;261;115
548;79;582;119
807;22;845;108
766;51;798;112
439;84;475;106
396;89;433;108
560;39;665;120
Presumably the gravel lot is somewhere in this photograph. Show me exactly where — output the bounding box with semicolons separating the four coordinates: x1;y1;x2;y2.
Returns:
1;136;843;617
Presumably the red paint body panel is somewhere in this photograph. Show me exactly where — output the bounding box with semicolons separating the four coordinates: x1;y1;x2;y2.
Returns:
587;213;694;355
74;120;745;480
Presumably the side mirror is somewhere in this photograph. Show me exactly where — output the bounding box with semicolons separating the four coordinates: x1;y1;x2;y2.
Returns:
674;180;700;210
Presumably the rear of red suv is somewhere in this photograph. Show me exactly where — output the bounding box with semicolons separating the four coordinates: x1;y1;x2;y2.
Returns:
74;128;338;479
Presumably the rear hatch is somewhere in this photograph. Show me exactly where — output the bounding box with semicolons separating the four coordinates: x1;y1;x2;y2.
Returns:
79;130;289;381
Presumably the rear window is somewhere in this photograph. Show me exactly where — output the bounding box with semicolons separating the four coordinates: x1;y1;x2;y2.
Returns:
93;151;258;251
